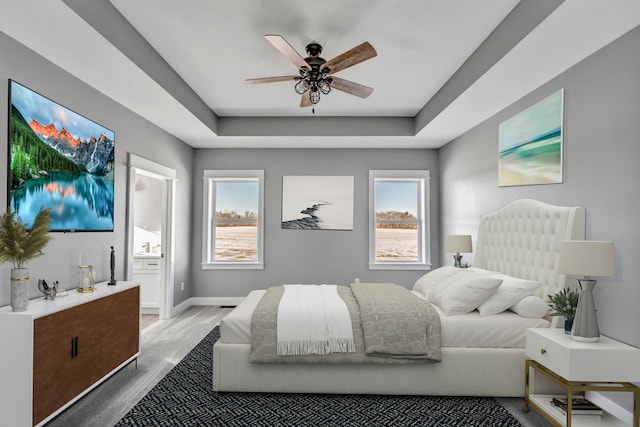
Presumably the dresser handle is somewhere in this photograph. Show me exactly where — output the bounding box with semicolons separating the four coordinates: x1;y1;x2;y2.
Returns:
70;336;79;359
540;348;546;355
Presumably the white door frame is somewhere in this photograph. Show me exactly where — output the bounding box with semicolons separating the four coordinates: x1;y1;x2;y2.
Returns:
126;153;177;320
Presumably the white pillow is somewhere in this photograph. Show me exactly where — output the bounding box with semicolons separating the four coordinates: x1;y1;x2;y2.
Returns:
509;296;550;318
477;274;542;316
428;271;503;316
412;266;460;297
466;267;496;276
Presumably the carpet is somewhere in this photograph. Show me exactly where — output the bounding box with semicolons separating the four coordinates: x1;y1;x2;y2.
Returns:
117;327;524;427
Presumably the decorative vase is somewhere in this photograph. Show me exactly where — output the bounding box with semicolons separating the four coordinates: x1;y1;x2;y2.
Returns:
571;279;600;342
564;317;573;334
10;268;30;312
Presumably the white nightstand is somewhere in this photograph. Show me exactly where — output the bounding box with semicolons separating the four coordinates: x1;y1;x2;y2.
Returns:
524;328;640;427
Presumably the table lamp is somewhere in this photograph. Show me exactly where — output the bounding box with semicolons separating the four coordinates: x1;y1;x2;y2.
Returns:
444;235;472;268
558;240;616;342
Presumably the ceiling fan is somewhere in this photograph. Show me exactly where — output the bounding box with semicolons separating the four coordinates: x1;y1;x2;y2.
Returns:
246;34;377;112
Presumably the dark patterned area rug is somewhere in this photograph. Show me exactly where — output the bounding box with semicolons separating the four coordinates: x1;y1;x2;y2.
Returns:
117;327;523;426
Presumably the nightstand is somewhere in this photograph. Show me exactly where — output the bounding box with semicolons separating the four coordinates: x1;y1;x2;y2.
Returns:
524;328;640;427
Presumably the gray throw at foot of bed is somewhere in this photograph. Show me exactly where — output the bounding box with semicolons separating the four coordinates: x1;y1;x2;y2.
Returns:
250;283;441;364
351;282;441;360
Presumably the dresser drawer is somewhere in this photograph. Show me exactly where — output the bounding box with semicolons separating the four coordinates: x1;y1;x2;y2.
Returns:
133;258;161;270
526;328;640;382
143;259;161;269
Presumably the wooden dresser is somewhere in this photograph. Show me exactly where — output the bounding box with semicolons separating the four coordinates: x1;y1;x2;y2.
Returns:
0;281;140;426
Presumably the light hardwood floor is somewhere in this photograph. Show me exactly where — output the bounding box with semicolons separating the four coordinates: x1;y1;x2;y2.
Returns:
140;313;159;330
45;306;232;427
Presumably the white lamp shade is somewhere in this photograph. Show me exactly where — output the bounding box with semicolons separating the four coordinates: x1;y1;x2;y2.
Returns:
558;240;616;277
444;235;472;253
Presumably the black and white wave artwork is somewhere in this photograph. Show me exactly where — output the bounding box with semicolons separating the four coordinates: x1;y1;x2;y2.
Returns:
281;176;354;230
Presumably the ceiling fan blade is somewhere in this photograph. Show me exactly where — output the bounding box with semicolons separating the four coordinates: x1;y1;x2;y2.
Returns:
300;94;312;108
330;77;374;98
264;34;310;70
245;76;299;84
322;41;377;75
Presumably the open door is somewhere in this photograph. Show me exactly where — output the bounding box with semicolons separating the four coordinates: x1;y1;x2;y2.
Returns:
126;153;176;320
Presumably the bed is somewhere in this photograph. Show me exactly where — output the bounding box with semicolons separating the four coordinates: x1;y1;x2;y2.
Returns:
213;199;586;397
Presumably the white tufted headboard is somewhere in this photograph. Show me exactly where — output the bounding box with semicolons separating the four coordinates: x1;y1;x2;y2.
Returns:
474;199;585;299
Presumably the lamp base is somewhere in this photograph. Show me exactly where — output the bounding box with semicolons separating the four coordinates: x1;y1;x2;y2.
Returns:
453;254;463;268
571;279;600;342
570;334;600;343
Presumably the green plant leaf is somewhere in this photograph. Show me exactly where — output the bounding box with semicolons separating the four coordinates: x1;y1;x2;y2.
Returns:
0;207;52;269
547;287;579;319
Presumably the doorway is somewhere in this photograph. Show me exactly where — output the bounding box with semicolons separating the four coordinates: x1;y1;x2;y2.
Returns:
126;153;176;320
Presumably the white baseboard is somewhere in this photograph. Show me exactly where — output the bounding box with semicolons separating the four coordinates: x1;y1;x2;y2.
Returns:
587;391;634;425
140;306;159;315
190;297;244;306
172;298;193;317
170;297;243;318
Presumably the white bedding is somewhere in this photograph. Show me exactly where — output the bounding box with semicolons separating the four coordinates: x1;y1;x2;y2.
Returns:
219;289;263;344
277;284;354;355
219;289;549;349
213;200;586;397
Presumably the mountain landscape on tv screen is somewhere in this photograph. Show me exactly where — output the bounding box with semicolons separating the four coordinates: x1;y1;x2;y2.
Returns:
10;106;115;190
29;117;114;175
9;81;115;231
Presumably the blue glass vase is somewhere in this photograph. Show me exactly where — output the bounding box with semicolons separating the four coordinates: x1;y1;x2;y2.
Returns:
564;317;574;334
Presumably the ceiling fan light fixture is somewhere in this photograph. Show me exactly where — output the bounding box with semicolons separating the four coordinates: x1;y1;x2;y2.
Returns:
294;79;310;94
309;87;321;104
317;78;331;95
249;35;377;111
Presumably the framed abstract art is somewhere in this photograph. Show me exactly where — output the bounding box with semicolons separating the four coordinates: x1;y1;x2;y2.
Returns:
498;89;564;187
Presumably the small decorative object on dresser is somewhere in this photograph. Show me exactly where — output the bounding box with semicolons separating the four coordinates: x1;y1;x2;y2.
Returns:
37;279;59;300
558;240;617;342
0;207;52;312
77;265;95;293
109;245;117;285
546;287;578;334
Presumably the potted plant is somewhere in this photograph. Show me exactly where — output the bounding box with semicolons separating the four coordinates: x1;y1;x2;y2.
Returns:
547;287;579;334
0;207;52;312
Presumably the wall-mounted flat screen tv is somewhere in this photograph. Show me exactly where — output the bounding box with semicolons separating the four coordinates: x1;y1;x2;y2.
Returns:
8;80;115;232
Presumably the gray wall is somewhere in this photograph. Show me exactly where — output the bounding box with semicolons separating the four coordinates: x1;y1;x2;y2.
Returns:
439;26;640;347
0;32;194;307
191;148;440;298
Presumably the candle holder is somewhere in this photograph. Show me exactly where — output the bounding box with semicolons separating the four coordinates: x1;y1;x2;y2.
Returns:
77;265;96;293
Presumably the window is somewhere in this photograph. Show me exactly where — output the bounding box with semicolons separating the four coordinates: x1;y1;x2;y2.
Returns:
369;170;431;270
202;170;264;269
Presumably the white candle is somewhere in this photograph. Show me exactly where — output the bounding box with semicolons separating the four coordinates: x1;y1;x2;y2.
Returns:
79;253;82;266
82;277;89;288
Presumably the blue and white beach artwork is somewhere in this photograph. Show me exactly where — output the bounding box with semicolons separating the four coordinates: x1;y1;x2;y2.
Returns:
498;89;563;186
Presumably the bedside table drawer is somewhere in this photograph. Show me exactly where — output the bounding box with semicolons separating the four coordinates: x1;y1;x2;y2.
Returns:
525;329;570;378
526;328;640;382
